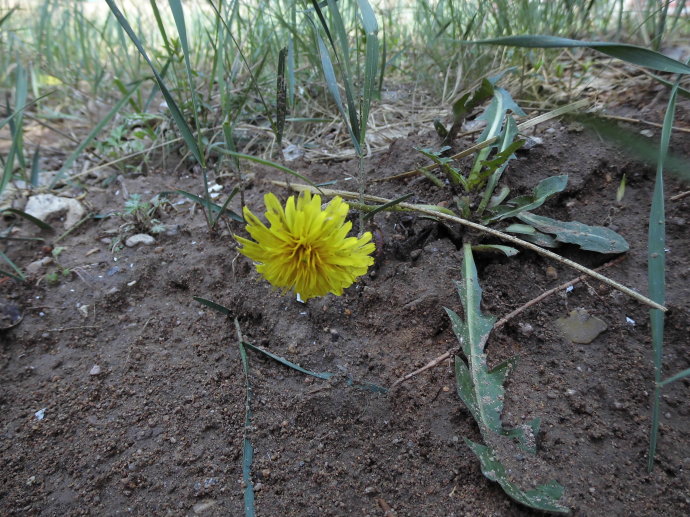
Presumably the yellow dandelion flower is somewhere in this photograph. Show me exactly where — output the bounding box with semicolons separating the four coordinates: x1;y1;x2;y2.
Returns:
235;190;375;301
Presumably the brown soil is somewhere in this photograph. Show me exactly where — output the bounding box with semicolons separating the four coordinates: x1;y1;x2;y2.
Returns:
1;109;689;516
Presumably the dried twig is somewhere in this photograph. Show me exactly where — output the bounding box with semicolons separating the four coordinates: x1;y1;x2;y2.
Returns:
494;254;626;329
390;349;455;389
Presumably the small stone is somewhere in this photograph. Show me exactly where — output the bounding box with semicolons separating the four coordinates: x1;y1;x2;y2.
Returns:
89;364;102;376
554;308;607;344
545;266;558;280
24;194;86;229
125;234;155;247
329;328;339;341
364;486;378;495
153;247;164;254
193;500;217;514
518;323;534;336
25;257;53;275
254;482;263;492
78;305;89;319
410;249;422;261
640;129;654;138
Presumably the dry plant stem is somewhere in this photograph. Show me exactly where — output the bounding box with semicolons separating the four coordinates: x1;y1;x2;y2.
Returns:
271;180;666;312
670;190;690;201
373;98;589;183
390;349;454;389
493;254;626;329
598;114;690;134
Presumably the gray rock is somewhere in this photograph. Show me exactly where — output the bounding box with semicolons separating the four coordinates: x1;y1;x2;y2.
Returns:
25;257;53;275
554;308;607;344
125;234;155;247
24;194;85;229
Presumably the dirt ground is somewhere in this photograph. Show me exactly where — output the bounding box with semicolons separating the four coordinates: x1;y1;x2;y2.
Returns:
1;96;689;516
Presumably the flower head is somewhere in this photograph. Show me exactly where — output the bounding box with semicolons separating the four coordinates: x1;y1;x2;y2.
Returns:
235;190;375;301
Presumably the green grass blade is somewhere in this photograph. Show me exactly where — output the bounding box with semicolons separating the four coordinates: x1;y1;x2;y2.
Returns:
104;0;203;166
0;250;26;281
659;367;690;388
12;64;28;171
234;320;256;517
0;7;15;29
49;81;141;188
358;0;379;144
166;190;244;223
312;25;361;155
168;0;202;145
194;296;231;316
2;208;53;231
362;193;413;222
30;146;41;187
647;72;679;473
0;91;56;132
469;35;690;74
211;186;240;228
149;0;171;53
243;342;333;380
220;151;319;190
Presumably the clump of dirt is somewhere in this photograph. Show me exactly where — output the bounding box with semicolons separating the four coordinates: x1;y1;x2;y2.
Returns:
1;114;689;516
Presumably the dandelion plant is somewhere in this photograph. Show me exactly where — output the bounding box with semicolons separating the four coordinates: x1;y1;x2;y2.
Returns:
235;191;375;301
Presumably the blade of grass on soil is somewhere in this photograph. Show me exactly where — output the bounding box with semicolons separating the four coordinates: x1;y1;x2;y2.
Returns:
234;319;256;517
647;70;680;473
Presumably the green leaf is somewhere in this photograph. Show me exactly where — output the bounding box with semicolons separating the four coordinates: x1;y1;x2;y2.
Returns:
465;439;569;513
469;35;690;74
471;244;519;257
446;244;500;432
503;223;535;234
517;212;629;253
485;175;568;222
519;230;560;248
